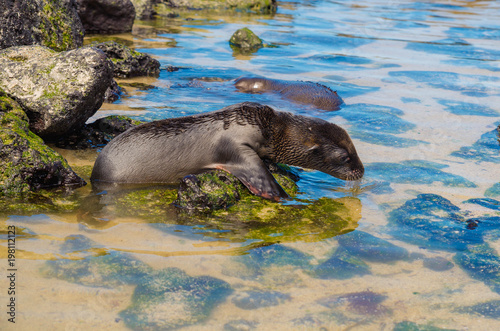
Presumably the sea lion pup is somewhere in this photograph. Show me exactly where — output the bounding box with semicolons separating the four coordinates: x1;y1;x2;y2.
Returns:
235;77;343;111
91;102;363;201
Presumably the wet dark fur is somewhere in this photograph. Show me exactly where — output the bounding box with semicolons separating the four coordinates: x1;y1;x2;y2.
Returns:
91;102;363;200
235;77;343;111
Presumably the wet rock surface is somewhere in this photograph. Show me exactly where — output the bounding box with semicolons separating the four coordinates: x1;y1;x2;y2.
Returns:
0;45;113;138
0;90;85;196
229;28;263;54
0;0;84;51
94;41;161;78
76;0;136;33
55;115;142;149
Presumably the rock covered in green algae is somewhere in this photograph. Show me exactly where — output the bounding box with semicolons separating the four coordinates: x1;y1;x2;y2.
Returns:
0;90;85;197
387;194;481;252
94;41;161;78
229;28;263;53
309;248;371;280
155;0;277;15
42;250;153;287
174;170;245;211
55;115;143;149
0;0;84;52
485;182;500;197
120;267;232;330
337;230;409;263
76;0;136;33
0;45;113;138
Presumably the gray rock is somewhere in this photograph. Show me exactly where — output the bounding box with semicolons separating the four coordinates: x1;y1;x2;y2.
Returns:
94;41;160;78
0;45;113;138
0;90;85;196
76;0;136;33
131;0;156;19
0;0;84;52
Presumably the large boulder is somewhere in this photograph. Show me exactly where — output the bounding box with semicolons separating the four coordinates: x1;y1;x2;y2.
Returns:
94;41;160;78
76;0;136;33
0;90;85;196
0;0;84;51
0;45;113;138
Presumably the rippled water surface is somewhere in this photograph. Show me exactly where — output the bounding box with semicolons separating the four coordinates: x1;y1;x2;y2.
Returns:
2;0;500;330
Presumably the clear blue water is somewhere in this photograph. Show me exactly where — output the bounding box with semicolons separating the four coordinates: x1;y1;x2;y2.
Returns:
2;0;500;329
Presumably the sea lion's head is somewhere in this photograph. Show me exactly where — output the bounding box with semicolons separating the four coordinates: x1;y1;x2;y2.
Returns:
274;114;364;181
234;77;272;93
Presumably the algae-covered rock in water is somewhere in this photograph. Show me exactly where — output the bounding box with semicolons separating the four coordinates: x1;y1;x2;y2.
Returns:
0;91;85;196
337;230;409;263
174;170;245;211
229;28;263;53
387;194;482;251
131;0;156;19
94;41;160;78
120;267;232;330
55;115;143;149
0;45;113;137
454;243;500;294
310;248;371;280
76;0;136;33
42;249;153;287
0;0;84;51
155;0;277;14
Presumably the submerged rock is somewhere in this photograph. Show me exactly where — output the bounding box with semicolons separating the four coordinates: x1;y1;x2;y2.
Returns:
337;230;409;263
120;267;232;330
0;45;113;138
310;249;371;280
393;321;457;331
387;194;479;251
229;28;263;54
42;249;153;287
55;115;142;149
94;41;161;78
232;290;290;310
0;90;85;196
454;243;500;294
0;0;84;51
76;0;136;33
318;290;389;316
458;300;500;319
422;257;454;272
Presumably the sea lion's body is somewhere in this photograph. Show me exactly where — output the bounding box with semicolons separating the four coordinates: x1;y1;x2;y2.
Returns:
91;102;363;200
235;77;343;111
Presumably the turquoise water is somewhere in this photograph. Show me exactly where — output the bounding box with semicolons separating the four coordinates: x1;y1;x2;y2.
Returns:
2;0;500;329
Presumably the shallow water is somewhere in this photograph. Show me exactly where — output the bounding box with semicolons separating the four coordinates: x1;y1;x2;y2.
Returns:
2;0;500;330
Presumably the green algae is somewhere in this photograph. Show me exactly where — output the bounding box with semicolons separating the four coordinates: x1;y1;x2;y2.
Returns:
40;0;81;51
229;27;263;54
0;89;84;201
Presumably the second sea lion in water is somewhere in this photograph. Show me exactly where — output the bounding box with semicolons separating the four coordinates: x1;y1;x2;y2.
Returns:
235;76;343;111
91;102;363;200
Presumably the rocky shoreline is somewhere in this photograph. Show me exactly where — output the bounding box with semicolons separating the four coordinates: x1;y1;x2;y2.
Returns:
0;0;284;211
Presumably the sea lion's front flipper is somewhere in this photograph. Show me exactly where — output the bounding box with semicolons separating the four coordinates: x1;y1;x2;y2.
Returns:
218;163;289;201
214;155;289;201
